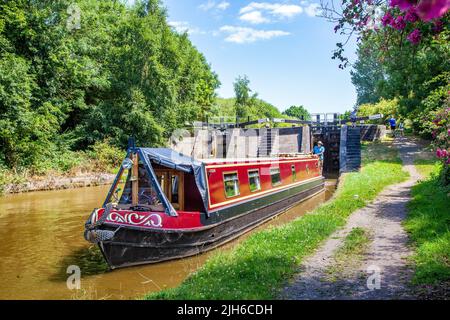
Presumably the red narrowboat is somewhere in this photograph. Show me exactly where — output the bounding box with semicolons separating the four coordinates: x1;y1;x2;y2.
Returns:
84;148;324;269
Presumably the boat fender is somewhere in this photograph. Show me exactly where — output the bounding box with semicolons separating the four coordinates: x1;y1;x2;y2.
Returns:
84;229;115;243
84;226;122;244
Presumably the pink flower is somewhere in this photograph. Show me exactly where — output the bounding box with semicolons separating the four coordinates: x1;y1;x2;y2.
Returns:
447;129;450;136
393;15;407;29
416;0;450;21
382;12;394;26
437;148;443;158
405;6;419;22
390;0;415;10
407;29;422;44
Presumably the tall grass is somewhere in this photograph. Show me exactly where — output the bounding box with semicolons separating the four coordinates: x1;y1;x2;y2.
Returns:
405;159;450;285
144;140;409;300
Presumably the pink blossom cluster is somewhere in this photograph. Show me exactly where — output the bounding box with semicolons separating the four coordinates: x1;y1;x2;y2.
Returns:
407;28;422;43
436;148;448;158
390;0;449;21
380;1;448;45
431;107;450;165
436;148;450;164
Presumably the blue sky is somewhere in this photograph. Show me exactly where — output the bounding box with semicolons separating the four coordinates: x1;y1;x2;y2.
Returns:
162;0;358;114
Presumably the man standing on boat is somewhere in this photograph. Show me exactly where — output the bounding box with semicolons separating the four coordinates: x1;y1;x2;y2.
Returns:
313;141;325;174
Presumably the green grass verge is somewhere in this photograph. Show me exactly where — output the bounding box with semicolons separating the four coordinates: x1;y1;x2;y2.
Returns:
144;141;409;300
404;159;450;285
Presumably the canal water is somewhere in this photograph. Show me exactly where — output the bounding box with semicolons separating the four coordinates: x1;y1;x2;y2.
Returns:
0;181;336;300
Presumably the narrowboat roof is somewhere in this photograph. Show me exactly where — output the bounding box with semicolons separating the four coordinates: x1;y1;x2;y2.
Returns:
201;155;315;165
140;148;204;173
137;148;318;214
140;148;313;168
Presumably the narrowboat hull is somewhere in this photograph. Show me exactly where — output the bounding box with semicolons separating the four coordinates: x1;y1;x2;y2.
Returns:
98;176;324;269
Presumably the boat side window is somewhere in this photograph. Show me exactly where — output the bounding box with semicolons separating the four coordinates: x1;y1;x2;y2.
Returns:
223;172;240;198
248;170;261;192
270;168;282;186
291;165;297;182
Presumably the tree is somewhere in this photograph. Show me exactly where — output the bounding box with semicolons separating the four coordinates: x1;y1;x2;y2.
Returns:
0;0;220;172
233;75;257;119
283;105;311;120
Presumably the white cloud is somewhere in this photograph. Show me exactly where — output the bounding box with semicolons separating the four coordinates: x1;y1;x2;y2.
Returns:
217;1;230;10
199;0;216;11
199;1;230;11
238;1;321;24
304;3;321;17
220;25;290;44
239;2;303;24
240;11;271;24
168;21;204;35
272;4;303;18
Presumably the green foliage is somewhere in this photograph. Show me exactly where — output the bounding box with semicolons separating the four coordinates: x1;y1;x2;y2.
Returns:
233;75;258;119
283;105;311;120
211;97;285;125
87;140;125;172
357;98;401;124
405;160;450;285
145;141;408;299
0;0;219;174
351;26;450;139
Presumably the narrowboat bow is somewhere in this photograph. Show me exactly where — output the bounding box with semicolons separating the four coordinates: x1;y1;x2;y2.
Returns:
84;148;324;269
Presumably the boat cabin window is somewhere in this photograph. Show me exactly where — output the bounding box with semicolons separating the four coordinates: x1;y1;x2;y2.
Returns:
155;170;184;211
224;172;240;198
111;161;164;211
291;165;297;181
248;170;261;192
270;168;282;186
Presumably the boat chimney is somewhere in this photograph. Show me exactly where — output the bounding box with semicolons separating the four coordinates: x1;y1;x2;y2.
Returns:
127;136;136;151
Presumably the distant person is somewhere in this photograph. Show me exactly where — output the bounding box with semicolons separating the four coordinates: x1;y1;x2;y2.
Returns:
398;122;404;136
389;116;397;132
350;110;357;127
313;141;325;173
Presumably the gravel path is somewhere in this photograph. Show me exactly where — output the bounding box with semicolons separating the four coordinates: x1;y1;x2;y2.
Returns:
281;137;422;300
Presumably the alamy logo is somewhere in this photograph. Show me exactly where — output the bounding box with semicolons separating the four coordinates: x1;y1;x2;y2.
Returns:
66;265;81;290
366;265;381;290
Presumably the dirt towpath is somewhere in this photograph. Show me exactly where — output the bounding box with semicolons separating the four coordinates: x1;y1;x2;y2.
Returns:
281;137;422;299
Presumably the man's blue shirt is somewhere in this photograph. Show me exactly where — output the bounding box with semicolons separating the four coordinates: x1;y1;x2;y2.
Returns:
389;118;396;127
313;146;325;160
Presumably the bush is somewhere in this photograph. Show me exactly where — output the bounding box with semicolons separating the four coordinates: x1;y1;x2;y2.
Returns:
357;98;400;125
87;140;126;172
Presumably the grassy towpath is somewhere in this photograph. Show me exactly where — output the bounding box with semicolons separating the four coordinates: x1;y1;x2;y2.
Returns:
144;138;408;300
282;136;423;299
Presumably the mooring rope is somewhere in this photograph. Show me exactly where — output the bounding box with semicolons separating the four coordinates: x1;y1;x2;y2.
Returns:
84;203;120;243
